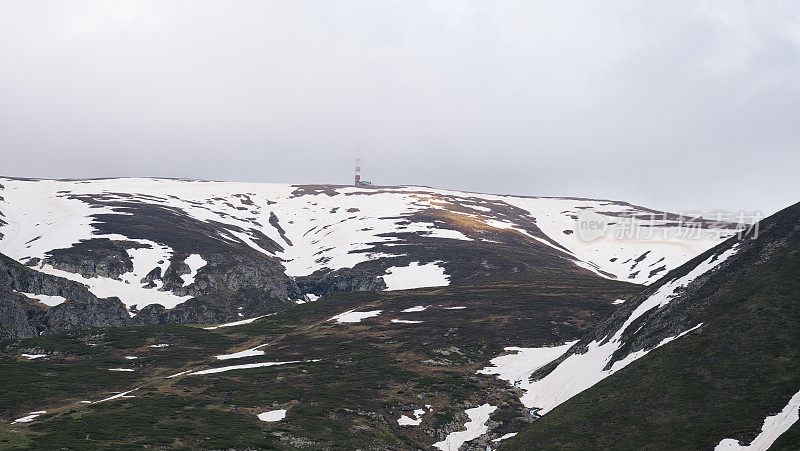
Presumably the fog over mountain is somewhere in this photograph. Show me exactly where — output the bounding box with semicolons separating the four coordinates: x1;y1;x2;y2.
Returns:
2;4;800;448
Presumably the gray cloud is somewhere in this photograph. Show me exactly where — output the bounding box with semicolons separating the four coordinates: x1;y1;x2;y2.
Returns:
1;0;798;215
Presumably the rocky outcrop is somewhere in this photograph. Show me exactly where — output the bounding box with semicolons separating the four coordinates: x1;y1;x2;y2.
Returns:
0;252;130;338
149;251;300;322
140;267;162;288
131;300;224;325
0;289;38;339
44;238;147;279
296;267;387;295
43;295;130;333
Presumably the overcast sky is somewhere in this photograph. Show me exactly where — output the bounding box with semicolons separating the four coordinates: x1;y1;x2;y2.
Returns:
1;1;798;215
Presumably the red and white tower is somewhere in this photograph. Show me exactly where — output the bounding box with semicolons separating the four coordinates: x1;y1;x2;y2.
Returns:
354;144;372;187
355;145;361;185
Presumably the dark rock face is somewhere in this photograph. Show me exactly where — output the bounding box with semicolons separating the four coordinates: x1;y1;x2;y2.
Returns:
296;267;387;295
140;267;162;288
138;251;301;325
161;298;226;325
0;252;131;338
44;238;147;279
130;303;168;325
0;237;305;334
44;296;130;332
64;200;304;324
161;259;192;293
0;289;38;339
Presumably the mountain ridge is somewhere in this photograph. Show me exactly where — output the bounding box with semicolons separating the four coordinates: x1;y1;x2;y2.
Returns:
0;177;738;336
499;201;800;449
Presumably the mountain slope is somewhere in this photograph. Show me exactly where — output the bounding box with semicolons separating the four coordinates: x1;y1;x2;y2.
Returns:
0;178;736;333
0;270;639;449
498;202;800;449
0;252;129;339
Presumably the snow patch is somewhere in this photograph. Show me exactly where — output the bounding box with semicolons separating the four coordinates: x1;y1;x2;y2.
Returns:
522;247;736;414
20;353;47;360
181;254;207;286
401;305;428;313
497;196;738;284
38;261;191;310
328;309;382;323
94;388;138;404
258;409;287;422
492;432;518;442
190;360;318;375
384;262;449;291
392;319;423;324
478;341;577;392
397;408;426;426
166;370;192;379
715;388;800;450
12;411;47;424
203;315;268;330
15;291;66;307
478;245;738;417
433;404;497;451
424;228;472;241
216;347;265;360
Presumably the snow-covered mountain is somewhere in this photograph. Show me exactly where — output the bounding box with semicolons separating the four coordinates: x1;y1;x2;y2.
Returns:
488;201;800;449
0;177;737;328
1;178;796;449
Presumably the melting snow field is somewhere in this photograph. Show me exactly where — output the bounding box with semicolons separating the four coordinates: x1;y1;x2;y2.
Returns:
258;409;287;422
180;254;207;286
433;404;497;451
296;293;320;304
20;353;47;360
203;315;269;330
383;262;450;291
0;179;735;302
215;346;265;360
496;196;737;284
0;178;737;321
492;432;518;443
328;309;382;323
391;319;423;324
94;388;138;404
15;291;66;307
478;341;578;392
166;370;192;379
37;259;191;310
397;408;427;426
12;411;47;424
401;305;428;313
715;388;800;450
480;245;738;416
190;360;318;376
